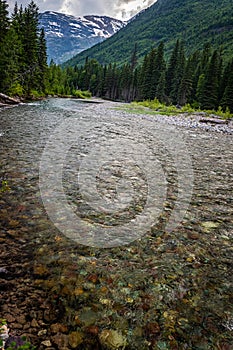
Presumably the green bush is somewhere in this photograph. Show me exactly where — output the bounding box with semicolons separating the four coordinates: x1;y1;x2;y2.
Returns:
7;83;24;97
30;90;45;99
134;99;233;118
72;89;92;99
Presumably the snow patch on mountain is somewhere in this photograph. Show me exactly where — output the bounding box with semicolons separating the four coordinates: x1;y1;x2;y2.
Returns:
39;11;126;64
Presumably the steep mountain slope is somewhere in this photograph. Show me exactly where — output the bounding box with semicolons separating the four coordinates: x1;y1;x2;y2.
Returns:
63;0;233;67
39;11;125;64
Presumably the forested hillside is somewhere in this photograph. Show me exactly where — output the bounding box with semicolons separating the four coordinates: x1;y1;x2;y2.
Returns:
64;0;233;67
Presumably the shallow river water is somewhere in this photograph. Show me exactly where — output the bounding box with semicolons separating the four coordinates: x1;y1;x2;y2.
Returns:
0;98;232;349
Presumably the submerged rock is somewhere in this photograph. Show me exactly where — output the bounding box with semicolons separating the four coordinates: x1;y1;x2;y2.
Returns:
99;329;127;350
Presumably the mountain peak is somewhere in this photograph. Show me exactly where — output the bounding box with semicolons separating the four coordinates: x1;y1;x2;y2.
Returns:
39;12;125;64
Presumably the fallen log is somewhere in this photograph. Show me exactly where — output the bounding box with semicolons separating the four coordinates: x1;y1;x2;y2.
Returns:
0;93;20;105
199;117;228;124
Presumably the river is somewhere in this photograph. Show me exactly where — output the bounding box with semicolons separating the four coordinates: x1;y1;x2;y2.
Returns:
0;98;232;349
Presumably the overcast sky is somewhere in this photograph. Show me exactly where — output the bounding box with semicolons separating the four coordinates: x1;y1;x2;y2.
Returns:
7;0;157;20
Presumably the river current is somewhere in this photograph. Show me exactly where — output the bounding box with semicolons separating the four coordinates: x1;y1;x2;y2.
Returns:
0;98;232;349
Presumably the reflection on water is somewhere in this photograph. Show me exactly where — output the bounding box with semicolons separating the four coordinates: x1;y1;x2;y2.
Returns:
0;98;232;349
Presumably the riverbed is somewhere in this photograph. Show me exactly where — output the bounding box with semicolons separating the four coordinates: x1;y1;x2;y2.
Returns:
0;98;232;349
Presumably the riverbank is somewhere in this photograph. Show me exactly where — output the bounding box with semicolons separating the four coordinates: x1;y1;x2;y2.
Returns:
110;102;233;135
1;95;232;135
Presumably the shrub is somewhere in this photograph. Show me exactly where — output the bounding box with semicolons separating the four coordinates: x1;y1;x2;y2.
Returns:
7;83;24;97
72;90;92;99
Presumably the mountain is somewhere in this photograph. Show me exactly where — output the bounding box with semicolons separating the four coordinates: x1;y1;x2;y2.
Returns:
38;11;125;64
63;0;233;67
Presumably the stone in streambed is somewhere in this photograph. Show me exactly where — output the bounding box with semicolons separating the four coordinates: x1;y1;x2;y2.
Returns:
99;329;127;349
68;331;84;348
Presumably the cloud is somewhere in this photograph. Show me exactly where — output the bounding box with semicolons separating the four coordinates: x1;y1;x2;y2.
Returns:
6;0;157;20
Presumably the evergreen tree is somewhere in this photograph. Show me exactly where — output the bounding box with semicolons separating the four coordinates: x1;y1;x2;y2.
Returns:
156;70;167;103
138;53;151;100
22;1;40;94
221;58;233;112
139;48;158;100
120;63;133;101
178;56;194;105
200;43;211;73
154;42;166;102
166;39;180;99
200;50;221;110
148;47;158;100
0;26;21;94
0;0;9;42
189;50;202;104
104;63;119;100
171;41;185;104
130;43;138;71
131;67;139;101
37;28;48;93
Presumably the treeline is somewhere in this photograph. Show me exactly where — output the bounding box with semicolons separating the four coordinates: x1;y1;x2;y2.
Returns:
64;41;233;112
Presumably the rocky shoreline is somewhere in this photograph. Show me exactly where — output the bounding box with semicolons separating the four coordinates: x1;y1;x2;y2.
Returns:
0;95;232;134
112;103;233;135
140;111;233;134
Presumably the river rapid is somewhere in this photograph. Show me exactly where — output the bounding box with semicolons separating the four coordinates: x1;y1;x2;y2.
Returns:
0;98;232;349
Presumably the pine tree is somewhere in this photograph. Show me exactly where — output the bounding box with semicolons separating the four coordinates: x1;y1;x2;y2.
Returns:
221;59;233;112
120;63;133;101
154;42;166;102
138;53;151;100
21;1;40;95
200;50;221;110
130;43;138;71
166;40;186;104
178;56;194;105
147;48;157;100
166;39;180;98
37;28;48;93
0;26;21;94
131;68;139;101
0;0;9;42
139;48;157;100
188;50;202;104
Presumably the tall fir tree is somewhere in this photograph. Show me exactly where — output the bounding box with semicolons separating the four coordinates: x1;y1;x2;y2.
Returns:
130;43;138;71
200;50;221;110
154;42;166;102
221;58;233;112
22;1;40;94
0;0;9;42
178;56;194;105
166;39;180;99
37;28;48;93
0;26;21;94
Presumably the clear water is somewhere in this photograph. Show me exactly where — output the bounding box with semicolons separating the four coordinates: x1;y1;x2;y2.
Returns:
0;98;232;349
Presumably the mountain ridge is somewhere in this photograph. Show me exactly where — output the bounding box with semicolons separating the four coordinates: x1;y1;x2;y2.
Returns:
63;0;233;67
